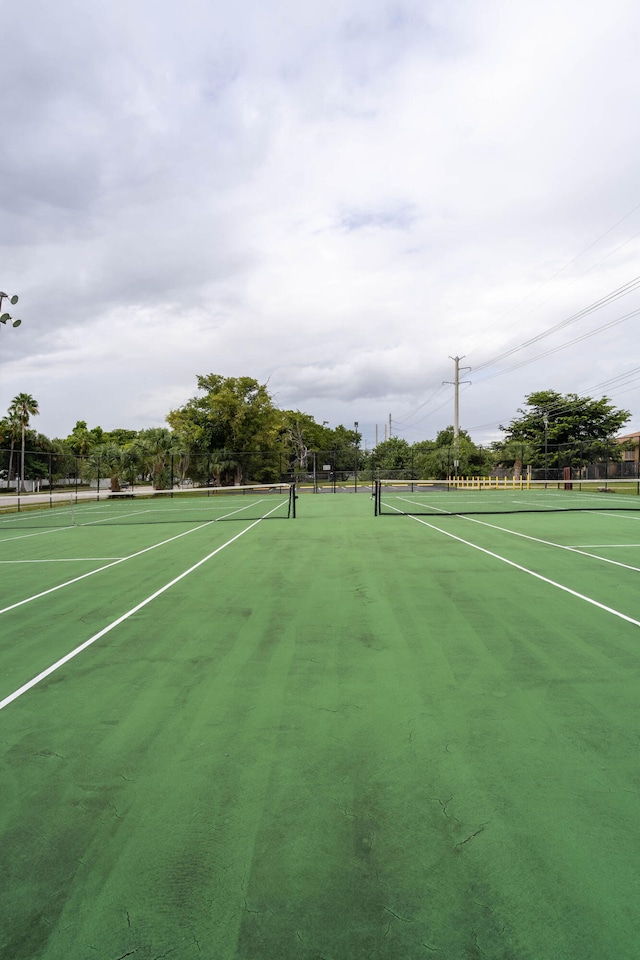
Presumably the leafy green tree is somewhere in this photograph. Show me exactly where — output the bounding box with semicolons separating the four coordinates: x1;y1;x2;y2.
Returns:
372;437;412;475
0;411;21;486
434;426;471;447
406;427;491;478
330;425;361;468
168;375;282;483
9;393;39;491
65;421;106;457
105;428;138;447
0;423;62;486
501;390;631;469
278;411;333;473
489;439;536;478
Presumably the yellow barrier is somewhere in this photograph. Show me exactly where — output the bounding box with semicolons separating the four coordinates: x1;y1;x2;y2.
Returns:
445;475;531;490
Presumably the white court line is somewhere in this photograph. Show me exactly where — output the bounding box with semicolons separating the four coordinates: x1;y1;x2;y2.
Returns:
74;496;276;526
0;494;280;538
592;510;640;522
392;496;640;573
0;526;77;546
0;499;279;616
576;544;640;548
391;496;450;515
0;525;211;616
389;506;640;629
456;515;640;574
0;558;123;564
0;513;270;712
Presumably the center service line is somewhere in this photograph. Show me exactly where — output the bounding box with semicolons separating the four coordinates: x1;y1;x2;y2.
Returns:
395;508;640;629
0;502;267;617
0;510;275;712
458;515;640;574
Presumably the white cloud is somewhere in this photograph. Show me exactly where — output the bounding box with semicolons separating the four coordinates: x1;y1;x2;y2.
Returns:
1;0;640;448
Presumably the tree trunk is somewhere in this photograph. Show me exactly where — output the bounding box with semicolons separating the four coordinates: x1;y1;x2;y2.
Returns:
20;425;26;492
8;441;15;484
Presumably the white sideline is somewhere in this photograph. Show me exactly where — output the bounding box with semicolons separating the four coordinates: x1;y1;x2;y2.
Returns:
0;514;268;711
392;495;640;573
0;520;216;616
459;515;640;574
0;558;123;564
0;497;282;616
399;510;640;629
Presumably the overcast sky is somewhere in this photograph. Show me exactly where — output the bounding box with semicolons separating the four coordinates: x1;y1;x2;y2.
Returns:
2;0;640;448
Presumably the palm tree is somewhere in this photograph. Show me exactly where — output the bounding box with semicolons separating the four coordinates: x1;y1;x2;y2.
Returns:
8;393;39;492
209;448;242;486
1;412;21;489
132;428;178;489
89;442;127;493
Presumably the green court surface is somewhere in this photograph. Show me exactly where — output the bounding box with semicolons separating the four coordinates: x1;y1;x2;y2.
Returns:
2;493;640;958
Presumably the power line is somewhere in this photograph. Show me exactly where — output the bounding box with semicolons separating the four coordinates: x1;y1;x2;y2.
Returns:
472;276;640;375
392;381;449;427
471;305;640;385
475;202;640;352
467;368;640;434
388;206;640;438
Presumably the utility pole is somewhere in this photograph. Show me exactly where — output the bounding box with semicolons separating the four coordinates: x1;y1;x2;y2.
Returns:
388;413;392;438
444;356;471;473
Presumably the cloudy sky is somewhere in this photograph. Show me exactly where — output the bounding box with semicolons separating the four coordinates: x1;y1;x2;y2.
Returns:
2;0;640;448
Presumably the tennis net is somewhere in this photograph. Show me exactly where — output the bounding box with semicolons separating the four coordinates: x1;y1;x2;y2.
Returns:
0;483;297;528
374;478;640;516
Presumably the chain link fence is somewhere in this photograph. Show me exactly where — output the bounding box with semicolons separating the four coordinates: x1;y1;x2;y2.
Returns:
1;442;637;494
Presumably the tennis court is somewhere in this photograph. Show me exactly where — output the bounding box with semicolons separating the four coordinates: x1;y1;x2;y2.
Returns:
2;489;640;958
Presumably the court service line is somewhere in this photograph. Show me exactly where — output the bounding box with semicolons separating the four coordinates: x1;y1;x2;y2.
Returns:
0;558;123;564
0;512;250;617
392;496;640;573
593;510;640;522
458;515;640;574
0;512;271;712
0;525;78;546
398;510;640;629
577;544;640;548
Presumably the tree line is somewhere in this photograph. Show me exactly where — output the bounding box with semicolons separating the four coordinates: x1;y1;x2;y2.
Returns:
0;378;633;491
